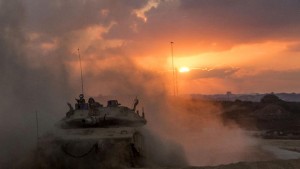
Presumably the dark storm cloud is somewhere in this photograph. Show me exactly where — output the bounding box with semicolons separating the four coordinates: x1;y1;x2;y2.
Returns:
179;0;300;35
25;0;147;36
22;0;149;65
26;0;103;35
116;0;300;56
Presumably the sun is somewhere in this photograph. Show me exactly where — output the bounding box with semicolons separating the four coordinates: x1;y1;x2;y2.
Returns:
179;67;190;73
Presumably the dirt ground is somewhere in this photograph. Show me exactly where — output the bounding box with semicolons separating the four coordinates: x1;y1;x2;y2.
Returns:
137;139;300;169
262;139;300;153
135;158;300;169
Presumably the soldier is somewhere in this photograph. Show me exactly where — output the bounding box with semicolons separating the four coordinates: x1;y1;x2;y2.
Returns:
88;97;96;109
76;94;86;104
76;94;86;109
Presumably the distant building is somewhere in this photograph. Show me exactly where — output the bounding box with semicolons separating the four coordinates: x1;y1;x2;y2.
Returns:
260;93;281;103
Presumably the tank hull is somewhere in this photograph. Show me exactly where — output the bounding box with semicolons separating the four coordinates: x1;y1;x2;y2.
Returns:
45;127;146;167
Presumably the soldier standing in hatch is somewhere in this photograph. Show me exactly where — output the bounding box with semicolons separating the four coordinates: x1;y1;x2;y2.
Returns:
76;94;86;109
76;94;85;103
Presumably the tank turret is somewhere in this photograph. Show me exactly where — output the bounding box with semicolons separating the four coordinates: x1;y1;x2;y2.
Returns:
62;94;146;128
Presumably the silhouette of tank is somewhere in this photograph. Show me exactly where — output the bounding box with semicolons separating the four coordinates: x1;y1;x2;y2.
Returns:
56;94;147;167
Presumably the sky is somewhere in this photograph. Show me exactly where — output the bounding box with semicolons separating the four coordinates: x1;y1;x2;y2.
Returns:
1;0;300;167
2;0;300;96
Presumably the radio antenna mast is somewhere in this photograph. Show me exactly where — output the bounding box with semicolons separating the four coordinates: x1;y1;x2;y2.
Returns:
35;110;39;146
170;42;176;96
77;48;84;95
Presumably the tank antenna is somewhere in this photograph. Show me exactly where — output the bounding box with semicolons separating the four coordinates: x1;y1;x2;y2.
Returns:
77;48;84;95
35;110;39;162
170;42;176;96
35;110;39;146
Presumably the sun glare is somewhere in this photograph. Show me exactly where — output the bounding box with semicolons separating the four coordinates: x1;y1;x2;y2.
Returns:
179;67;190;73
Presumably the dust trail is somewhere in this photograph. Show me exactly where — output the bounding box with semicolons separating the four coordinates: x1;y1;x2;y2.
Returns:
145;96;267;166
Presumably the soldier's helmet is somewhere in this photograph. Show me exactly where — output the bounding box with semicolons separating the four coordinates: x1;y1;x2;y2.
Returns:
79;94;84;99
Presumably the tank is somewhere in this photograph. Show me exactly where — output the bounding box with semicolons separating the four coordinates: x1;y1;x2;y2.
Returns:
53;94;147;167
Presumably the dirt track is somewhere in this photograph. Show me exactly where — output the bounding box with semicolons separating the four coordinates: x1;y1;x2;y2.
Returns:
136;139;300;169
137;158;300;169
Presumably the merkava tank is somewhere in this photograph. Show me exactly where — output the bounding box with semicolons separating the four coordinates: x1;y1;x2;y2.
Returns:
54;94;147;167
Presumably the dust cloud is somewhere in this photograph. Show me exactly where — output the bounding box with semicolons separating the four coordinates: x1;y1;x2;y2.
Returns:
0;0;265;168
93;62;264;166
147;97;262;166
81;58;265;167
0;0;73;168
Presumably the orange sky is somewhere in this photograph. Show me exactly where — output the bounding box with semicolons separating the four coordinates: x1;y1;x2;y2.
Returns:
22;0;300;95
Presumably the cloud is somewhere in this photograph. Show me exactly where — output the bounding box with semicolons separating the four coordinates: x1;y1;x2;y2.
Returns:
15;0;300;62
177;0;300;42
177;68;300;94
186;67;239;79
25;0;147;35
286;42;300;52
118;0;300;56
211;68;300;94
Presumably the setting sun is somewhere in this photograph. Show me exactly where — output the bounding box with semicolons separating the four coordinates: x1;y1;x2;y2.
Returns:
179;67;190;73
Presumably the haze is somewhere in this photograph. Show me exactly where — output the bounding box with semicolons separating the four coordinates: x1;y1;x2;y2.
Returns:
1;0;300;168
